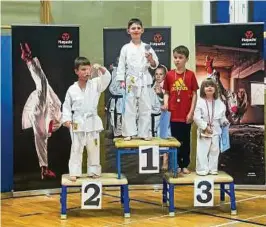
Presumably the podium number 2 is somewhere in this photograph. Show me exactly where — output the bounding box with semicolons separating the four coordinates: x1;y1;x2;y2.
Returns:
82;182;102;209
194;179;214;207
139;146;159;174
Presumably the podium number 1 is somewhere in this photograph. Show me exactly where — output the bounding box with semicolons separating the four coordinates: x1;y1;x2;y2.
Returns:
82;182;102;209
139;146;159;174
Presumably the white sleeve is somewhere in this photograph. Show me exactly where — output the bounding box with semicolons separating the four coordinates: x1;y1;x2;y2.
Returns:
116;46;127;82
62;89;72;123
193;101;208;130
149;47;159;69
98;67;111;92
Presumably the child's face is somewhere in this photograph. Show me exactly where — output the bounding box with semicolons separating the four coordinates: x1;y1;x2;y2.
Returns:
204;85;215;96
173;52;188;68
127;23;143;40
155;68;165;83
75;65;91;82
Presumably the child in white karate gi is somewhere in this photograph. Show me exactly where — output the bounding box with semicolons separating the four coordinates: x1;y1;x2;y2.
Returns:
116;18;159;141
108;57;123;137
62;57;111;181
194;78;229;176
150;65;170;170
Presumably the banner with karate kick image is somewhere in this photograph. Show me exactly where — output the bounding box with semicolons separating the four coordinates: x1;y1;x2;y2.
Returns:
12;25;79;191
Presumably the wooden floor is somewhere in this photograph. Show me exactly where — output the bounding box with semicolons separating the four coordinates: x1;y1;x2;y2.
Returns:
2;187;266;227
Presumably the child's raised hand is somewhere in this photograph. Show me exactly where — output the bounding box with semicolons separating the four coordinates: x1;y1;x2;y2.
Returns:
120;81;126;89
154;85;162;94
93;63;101;70
145;53;153;62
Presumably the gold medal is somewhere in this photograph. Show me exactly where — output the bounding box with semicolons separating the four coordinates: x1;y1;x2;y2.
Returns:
72;123;78;130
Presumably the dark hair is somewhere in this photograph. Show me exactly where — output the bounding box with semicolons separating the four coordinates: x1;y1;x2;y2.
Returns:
74;57;90;70
173;45;189;58
128;18;143;29
155;64;168;75
200;78;219;99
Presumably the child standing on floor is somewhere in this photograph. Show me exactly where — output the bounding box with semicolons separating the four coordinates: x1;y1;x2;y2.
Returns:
151;65;168;137
193;78;229;176
62;57;111;181
162;45;199;174
150;65;170;170
116;18;159;141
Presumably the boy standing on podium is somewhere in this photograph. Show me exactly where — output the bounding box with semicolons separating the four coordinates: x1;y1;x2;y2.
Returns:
62;57;111;181
162;46;199;174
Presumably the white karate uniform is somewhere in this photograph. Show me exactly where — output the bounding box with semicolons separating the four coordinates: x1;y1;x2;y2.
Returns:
116;41;159;138
22;58;62;167
150;81;164;137
62;69;111;177
108;67;123;137
193;97;228;175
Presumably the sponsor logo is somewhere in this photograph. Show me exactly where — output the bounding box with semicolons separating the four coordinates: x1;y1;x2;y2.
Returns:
150;33;165;47
58;32;73;48
241;30;257;46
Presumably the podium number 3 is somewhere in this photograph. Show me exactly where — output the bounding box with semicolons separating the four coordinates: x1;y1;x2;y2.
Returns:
197;181;212;203
194;179;214;207
82;182;102;209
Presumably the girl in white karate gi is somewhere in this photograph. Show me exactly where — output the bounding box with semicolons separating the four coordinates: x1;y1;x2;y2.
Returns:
108;59;123;137
20;43;62;180
150;65;170;170
62;57;111;181
116;18;159;141
194;78;229;176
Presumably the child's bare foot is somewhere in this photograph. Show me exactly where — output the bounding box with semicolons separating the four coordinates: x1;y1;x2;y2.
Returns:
91;174;100;179
161;155;168;171
182;168;191;174
161;162;168;171
124;136;131;141
69;176;77;182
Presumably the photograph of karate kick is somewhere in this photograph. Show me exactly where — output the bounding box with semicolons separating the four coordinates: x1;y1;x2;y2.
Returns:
20;43;62;180
195;24;265;185
103;19;172;184
12;25;79;191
